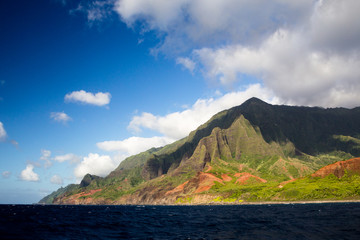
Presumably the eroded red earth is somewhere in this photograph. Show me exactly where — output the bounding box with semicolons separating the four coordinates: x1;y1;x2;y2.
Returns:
312;157;360;178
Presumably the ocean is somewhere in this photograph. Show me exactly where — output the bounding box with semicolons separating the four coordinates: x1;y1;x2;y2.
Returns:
1;203;360;239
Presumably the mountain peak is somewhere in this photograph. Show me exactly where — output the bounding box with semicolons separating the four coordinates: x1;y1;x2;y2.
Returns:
79;174;102;188
240;97;270;108
42;99;360;205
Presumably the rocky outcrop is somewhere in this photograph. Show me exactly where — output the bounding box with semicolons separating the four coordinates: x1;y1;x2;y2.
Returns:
311;158;360;178
171;115;283;177
80;174;102;188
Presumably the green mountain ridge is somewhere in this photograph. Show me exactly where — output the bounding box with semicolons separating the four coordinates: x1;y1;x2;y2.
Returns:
40;98;360;204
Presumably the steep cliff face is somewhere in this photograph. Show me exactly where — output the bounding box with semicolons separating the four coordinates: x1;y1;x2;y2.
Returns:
171;115;288;177
133;98;360;182
115;116;289;204
231;98;360;156
194;115;281;162
80;174;102;188
43;98;360;205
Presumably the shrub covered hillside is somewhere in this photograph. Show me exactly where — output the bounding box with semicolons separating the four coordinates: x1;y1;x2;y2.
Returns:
40;98;360;204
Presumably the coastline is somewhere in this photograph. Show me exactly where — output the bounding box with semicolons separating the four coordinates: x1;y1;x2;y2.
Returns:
234;199;360;205
169;199;360;206
31;199;360;206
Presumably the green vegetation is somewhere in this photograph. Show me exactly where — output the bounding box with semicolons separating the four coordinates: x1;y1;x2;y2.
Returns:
38;184;79;204
175;196;193;204
41;98;360;204
212;196;239;203
206;172;360;202
209;178;278;201
278;173;360;200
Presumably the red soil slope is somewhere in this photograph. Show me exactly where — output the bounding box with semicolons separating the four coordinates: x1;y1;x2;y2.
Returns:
194;172;224;193
221;174;232;182
311;158;360;178
234;172;267;184
165;181;189;196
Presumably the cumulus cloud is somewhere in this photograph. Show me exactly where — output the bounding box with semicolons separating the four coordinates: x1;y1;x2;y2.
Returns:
65;90;111;106
309;0;360;54
74;153;118;180
115;0;187;31
53;153;81;164
194;24;360;107
71;1;360;107
115;0;313;49
2;171;11;178
112;0;360;108
50;112;72;124
0;122;7;141
97;85;276;164
20;164;40;182
50;175;64;185
128;84;279;139
97;136;174;155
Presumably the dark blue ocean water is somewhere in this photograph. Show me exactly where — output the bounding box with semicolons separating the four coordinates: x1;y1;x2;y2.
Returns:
1;203;360;239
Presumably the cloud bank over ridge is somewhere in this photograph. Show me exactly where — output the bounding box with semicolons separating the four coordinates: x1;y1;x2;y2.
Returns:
128;84;278;139
77;0;360;108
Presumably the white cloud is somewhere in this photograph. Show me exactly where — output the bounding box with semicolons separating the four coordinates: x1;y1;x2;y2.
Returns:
0;123;19;148
40;149;52;168
75;1;360;107
50;112;72;123
112;0;360;108
309;0;360;54
74;153;118;180
65;90;111;106
176;57;195;73
194;26;360;107
2;171;11;178
93;81;277;168
50;175;64;185
0;122;7;141
20;164;40;182
115;0;189;31
53;153;81;164
97;136;174;156
115;0;314;53
128;84;279;139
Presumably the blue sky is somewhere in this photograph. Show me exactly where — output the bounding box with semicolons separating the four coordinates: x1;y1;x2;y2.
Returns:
1;0;360;204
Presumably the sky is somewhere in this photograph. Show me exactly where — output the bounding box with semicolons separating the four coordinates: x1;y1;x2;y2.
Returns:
1;0;359;204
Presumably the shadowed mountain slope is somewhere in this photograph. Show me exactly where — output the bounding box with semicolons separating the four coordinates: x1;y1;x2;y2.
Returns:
110;98;360;182
40;98;360;204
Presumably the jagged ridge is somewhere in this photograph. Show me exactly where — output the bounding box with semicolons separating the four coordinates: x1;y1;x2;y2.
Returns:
41;98;360;204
